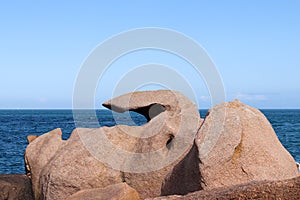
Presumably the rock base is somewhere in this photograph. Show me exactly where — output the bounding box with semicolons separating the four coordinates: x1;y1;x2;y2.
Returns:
0;174;33;200
150;176;300;200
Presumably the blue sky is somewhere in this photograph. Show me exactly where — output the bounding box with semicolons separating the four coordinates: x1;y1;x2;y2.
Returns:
0;1;299;109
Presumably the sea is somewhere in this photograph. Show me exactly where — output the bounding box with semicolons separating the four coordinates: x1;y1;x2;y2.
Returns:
0;109;299;174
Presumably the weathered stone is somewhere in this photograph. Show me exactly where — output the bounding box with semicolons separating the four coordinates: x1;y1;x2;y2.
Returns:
0;174;33;200
149;176;300;200
67;183;140;200
38;128;123;200
101;90;201;199
25;90;201;199
24;128;66;199
162;100;299;195
197;100;299;188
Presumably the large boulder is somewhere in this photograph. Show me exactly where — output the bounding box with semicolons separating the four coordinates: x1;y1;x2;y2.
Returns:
38;129;123;200
24;128;66;199
25;90;201;199
0;174;34;200
162;100;299;195
67;183;140;200
197;100;299;188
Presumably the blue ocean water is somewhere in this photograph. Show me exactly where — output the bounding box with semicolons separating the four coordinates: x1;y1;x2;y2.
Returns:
0;109;299;174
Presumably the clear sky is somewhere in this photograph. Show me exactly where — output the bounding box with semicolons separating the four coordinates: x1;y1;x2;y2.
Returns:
0;1;299;109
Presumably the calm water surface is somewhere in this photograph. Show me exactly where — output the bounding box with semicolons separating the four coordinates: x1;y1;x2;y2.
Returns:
0;109;299;174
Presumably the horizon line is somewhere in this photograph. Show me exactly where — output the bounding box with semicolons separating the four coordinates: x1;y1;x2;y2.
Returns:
1;107;300;110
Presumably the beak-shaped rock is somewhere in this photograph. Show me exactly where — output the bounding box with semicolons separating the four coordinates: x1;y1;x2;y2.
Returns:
25;90;202;200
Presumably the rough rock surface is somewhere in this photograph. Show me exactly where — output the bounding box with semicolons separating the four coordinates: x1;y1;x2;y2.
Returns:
101;90;201;199
24;128;66;199
67;183;140;200
162;100;299;195
25;90;201;199
37;129;123;200
161;142;202;196
0;174;34;200
149;176;300;200
26;135;39;144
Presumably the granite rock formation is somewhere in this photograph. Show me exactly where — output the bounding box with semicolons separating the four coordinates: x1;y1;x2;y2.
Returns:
24;90;201;199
